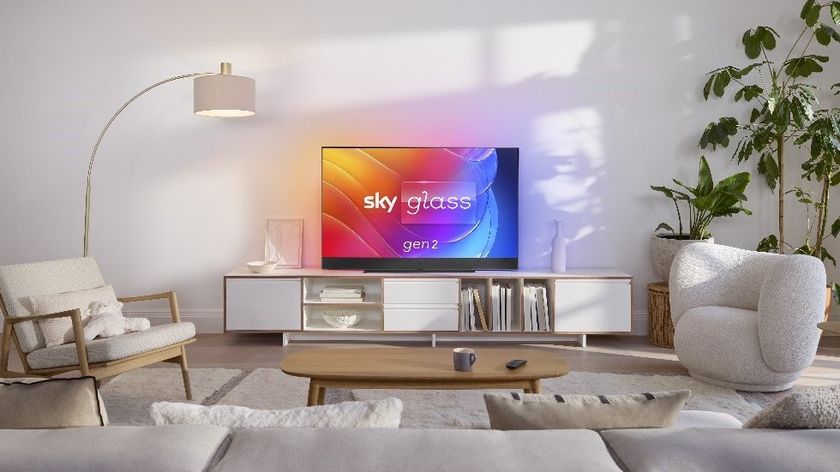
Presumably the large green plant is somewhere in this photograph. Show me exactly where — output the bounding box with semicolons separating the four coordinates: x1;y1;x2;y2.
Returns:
698;0;840;261
652;156;752;240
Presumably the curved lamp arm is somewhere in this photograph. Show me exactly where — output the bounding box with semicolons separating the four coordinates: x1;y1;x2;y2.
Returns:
82;72;212;257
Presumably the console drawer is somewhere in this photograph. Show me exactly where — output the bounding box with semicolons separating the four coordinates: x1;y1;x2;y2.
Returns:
383;278;459;305
384;307;459;331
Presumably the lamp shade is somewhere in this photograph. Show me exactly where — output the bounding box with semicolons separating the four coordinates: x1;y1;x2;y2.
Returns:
194;63;255;117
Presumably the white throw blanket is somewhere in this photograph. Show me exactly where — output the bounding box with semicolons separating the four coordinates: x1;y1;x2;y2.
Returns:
82;301;151;342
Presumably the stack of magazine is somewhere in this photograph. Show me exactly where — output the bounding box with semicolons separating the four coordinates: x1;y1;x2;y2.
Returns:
524;284;550;331
319;285;365;303
460;286;489;331
491;283;513;331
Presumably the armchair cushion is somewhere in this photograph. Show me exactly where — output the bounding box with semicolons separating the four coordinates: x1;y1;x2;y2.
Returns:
669;244;776;325
28;285;118;347
26;322;195;369
0;258;105;352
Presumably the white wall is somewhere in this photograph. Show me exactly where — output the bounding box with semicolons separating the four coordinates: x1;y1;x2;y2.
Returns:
1;0;837;332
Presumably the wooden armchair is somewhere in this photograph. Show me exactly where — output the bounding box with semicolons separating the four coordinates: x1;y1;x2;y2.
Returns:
0;258;195;399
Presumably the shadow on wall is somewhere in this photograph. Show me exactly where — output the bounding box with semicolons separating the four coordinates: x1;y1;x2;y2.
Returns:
259;1;710;274
77;0;798;312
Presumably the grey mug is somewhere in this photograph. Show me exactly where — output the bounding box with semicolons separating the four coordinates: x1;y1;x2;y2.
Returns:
453;348;477;371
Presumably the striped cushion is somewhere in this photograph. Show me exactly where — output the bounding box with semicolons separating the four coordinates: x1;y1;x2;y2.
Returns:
484;391;690;430
0;258;105;353
26;322;195;369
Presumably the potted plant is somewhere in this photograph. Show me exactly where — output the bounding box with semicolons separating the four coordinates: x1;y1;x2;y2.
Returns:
650;156;752;280
697;0;840;304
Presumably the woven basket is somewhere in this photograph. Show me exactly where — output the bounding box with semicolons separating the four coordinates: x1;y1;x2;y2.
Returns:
647;282;674;348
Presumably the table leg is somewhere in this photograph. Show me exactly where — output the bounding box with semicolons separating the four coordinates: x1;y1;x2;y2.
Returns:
316;386;326;405
307;380;320;406
528;379;541;394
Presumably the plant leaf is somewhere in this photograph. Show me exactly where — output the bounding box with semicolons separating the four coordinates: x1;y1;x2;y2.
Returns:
696;156;714;196
802;0;822;27
757;153;780;190
759;26;777;50
833;2;840;25
816;24;834;45
655;223;675;235
832;216;840;238
757;234;779;253
822;247;837;266
700;117;740;150
743;29;762;59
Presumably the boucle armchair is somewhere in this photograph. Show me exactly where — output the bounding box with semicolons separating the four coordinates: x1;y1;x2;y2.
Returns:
670;244;825;392
0;257;195;398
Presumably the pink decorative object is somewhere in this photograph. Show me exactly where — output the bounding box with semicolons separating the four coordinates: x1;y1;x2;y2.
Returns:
265;219;303;268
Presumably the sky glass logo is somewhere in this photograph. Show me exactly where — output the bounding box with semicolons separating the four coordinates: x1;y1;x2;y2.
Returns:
362;181;476;224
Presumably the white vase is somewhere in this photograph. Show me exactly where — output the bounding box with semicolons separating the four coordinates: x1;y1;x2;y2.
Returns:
551;220;567;273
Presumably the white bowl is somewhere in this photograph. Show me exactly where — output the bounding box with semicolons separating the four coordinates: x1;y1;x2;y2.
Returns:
246;261;275;274
322;311;361;329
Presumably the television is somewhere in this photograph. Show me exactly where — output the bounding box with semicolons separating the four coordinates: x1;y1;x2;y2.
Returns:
321;147;518;271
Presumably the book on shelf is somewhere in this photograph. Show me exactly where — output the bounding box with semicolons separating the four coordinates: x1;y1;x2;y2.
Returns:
491;284;500;331
460;288;476;331
489;283;514;332
538;286;550;331
504;284;512;331
471;288;490;332
524;284;550;332
320;284;365;302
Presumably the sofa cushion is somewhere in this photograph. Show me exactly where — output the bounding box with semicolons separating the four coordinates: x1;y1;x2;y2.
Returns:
0;377;105;428
26;322;195;369
672;410;742;429
213;428;623;472
0;425;230;472
602;428;840;472
29;285;118;347
745;384;840;429
484;391;688;430
150;398;403;428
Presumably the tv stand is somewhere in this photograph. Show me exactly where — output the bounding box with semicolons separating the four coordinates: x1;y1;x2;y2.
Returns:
363;268;476;273
223;268;632;347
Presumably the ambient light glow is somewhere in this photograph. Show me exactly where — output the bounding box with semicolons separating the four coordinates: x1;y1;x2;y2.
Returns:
322;147;518;270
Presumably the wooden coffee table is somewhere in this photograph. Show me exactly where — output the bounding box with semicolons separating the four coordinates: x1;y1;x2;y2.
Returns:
280;347;570;406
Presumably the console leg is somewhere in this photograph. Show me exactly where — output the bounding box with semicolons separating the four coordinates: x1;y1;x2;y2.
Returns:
282;333;289;347
431;333;436;347
578;334;587;348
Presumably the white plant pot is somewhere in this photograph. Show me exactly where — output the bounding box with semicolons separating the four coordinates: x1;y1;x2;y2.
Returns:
650;235;714;281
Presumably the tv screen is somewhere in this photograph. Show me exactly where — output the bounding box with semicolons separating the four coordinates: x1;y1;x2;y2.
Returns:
322;147;518;271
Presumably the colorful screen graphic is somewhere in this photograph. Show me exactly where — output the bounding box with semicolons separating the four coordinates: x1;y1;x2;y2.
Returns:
322;147;518;270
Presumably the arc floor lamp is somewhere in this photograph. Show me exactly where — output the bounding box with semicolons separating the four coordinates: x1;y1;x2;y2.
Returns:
82;62;255;256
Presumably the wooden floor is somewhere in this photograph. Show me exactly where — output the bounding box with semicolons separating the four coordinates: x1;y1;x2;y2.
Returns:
8;334;840;399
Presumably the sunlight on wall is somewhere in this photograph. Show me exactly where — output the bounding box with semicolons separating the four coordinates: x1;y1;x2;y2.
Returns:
130;160;253;276
493;21;595;84
673;15;693;43
530;108;603;241
289;30;481;112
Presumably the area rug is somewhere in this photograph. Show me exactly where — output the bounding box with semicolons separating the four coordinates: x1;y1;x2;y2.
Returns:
350;371;773;428
101;367;771;427
100;367;242;425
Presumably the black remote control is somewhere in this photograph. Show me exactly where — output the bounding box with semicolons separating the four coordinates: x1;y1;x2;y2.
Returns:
506;359;527;370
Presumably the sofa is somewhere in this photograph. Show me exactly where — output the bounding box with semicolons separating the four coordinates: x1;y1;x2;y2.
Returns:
670;244;826;391
1;411;839;472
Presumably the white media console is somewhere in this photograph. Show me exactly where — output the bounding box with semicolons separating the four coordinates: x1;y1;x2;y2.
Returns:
224;268;632;347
